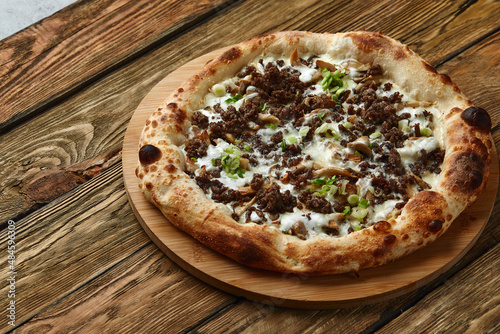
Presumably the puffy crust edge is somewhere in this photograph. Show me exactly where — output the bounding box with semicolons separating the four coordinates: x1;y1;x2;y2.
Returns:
137;31;492;275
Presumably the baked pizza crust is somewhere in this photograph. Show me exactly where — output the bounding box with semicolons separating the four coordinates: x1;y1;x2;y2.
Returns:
136;31;492;275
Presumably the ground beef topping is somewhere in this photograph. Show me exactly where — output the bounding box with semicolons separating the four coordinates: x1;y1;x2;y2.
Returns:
182;53;445;239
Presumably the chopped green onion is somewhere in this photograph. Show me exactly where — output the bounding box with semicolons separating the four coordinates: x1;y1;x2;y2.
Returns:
311;177;327;185
318;185;338;197
368;143;373;149
343;121;352;129
343;206;351;215
370;131;382;139
287;136;298;144
225;93;243;104
259;103;268;111
211;158;217;166
281;139;287;152
352;223;362;231
314;122;340;140
236;168;245;178
211;84;226;97
227;172;238;179
354;150;363;156
420;127;432;136
224;144;242;156
191;157;197;162
358;198;370;208
338;180;349;195
318;113;325;122
243;144;251;152
266;123;277;129
299;126;310;137
235;139;242;144
347;194;359;206
326;176;337;185
351;207;368;221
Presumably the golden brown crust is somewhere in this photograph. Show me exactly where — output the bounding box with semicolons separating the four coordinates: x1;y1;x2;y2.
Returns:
137;31;492;275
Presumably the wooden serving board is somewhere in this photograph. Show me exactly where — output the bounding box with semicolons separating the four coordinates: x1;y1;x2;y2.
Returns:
122;49;499;309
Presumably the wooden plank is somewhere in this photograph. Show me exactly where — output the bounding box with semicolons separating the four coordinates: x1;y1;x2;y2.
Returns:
0;0;238;133
13;244;236;333
0;162;235;332
376;243;500;333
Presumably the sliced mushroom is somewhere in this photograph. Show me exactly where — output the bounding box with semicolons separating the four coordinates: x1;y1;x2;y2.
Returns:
343;59;370;72
304;70;323;84
345;153;363;163
234;196;257;217
291;221;309;240
290;48;299;66
394;101;433;110
239;157;249;170
347;136;373;156
258;113;280;124
353;75;383;93
327;220;339;229
225;133;236;144
237;79;251;95
313;166;357;178
316;59;337;72
238;186;256;196
410;171;431;190
289;162;307;174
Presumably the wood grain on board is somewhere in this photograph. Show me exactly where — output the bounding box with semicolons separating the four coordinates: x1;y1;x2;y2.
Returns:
0;0;238;133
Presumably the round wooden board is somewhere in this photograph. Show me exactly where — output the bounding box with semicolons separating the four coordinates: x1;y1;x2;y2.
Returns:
122;48;499;309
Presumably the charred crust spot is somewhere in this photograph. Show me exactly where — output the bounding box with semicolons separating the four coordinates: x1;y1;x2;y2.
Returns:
383;234;397;245
373;221;391;233
178;87;184;93
139;172;144;179
139;144;162;165
145;182;153;190
402;233;409;241
220;47;242;64
428;219;443;233
151;120;158;128
446;214;452;221
167;102;178;108
348;32;406;59
438;73;452;86
446;152;485;192
135;167;139;177
165;164;177;173
373;247;385;257
146;119;151;126
424;231;431;238
150;165;158;172
422;61;438;74
461;107;492;133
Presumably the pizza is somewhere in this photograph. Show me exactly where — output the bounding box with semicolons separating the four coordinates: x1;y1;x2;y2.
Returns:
136;31;492;275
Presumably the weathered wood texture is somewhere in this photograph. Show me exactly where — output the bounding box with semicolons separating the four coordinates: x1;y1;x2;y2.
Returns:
0;0;237;133
0;0;499;332
0;162;236;332
377;243;500;334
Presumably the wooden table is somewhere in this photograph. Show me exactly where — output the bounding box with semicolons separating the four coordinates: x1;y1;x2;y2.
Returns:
1;0;499;332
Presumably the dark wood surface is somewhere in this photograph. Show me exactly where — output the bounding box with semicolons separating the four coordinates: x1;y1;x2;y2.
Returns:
0;0;499;332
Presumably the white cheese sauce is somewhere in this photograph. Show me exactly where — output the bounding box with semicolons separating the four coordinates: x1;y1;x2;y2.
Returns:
186;52;445;238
